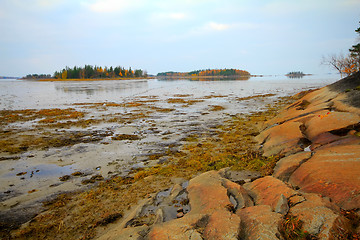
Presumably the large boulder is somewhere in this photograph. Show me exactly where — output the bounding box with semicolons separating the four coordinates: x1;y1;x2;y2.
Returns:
243;176;297;214
289;193;351;240
203;210;241;240
186;171;234;214
289;145;360;210
148;214;206;240
237;205;282;240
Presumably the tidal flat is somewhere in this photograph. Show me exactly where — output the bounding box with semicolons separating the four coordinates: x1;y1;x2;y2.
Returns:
0;76;339;238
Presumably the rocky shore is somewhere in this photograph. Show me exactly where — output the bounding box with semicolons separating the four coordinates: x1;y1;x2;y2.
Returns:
97;73;360;240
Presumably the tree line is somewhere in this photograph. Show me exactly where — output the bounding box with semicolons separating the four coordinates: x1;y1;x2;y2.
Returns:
53;65;148;79
22;74;52;79
157;68;250;77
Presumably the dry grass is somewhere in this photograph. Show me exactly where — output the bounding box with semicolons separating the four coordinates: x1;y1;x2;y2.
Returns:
279;215;314;240
236;93;276;101
173;94;193;97
0;108;85;126
0;130;112;154
167;98;203;105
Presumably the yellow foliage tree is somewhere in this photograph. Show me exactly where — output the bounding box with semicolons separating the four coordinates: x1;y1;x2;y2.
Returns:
61;70;67;79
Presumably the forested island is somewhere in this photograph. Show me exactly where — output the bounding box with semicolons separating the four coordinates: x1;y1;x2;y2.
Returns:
285;71;311;78
53;65;148;79
157;68;250;78
22;65;149;80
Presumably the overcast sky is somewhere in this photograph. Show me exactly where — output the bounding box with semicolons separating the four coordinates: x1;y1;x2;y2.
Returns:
1;0;359;76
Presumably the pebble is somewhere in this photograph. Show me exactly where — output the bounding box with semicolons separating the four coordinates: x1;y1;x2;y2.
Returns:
59;175;71;181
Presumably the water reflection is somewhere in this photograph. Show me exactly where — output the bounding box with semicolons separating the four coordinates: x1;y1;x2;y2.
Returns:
286;75;304;79
158;76;251;81
54;80;148;95
0;75;340;110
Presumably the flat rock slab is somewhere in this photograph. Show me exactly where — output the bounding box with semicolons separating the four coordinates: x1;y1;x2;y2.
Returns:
289;145;360;210
256;121;305;157
310;132;343;150
264;87;337;128
304;110;360;141
273;152;312;182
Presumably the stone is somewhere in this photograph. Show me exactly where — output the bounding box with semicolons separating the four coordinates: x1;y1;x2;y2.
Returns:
310;132;342;150
153;208;164;224
221;178;254;210
314;135;360;151
203;209;241;240
289;193;351;239
186;171;232;214
288;195;306;207
148;171;243;240
263;87;337;128
255;121;305;157
275;194;289;215
273;152;312;182
237;205;282;240
59;175;70;181
243;176;297;212
148;214;204;240
218;168;261;184
289;145;360;210
304;111;360;141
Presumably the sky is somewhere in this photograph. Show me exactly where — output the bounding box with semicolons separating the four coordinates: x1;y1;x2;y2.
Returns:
0;0;360;77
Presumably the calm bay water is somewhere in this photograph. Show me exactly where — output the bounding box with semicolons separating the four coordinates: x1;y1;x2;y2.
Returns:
0;74;340;110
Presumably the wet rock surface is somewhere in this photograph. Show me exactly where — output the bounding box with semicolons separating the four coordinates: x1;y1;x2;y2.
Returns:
97;74;360;240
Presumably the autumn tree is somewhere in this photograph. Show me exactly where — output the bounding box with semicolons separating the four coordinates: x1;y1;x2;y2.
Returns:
323;21;360;76
61;70;67;79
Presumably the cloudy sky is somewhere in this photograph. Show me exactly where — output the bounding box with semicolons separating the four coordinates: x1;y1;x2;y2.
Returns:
1;0;359;76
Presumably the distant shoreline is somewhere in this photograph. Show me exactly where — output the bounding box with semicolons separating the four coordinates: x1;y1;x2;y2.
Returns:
25;75;252;82
18;73;318;82
31;77;156;82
